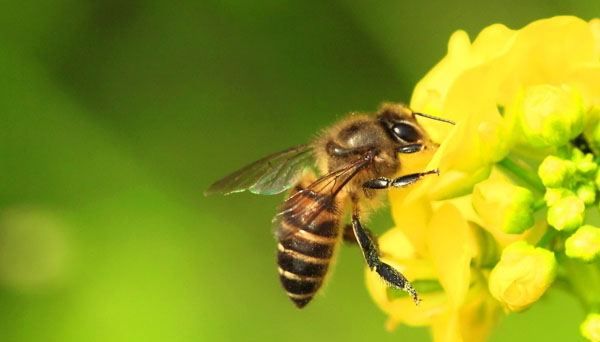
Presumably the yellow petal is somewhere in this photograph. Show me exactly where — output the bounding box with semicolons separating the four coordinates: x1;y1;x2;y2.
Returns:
591;18;600;56
431;309;462;342
427;203;473;308
427;167;491;201
431;285;502;342
382;290;447;329
378;227;416;260
457;285;503;342
389;146;436;254
568;65;600;108
499;16;597;101
418;105;506;201
411;29;473;140
411;23;516;131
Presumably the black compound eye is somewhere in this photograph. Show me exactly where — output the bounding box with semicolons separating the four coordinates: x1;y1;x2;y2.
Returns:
392;122;421;143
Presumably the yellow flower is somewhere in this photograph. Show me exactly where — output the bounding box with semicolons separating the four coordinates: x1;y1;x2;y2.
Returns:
366;16;600;341
488;241;557;312
365;212;502;340
410;16;600;200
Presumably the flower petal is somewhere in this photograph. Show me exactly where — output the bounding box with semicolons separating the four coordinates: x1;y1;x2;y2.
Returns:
427;203;473;308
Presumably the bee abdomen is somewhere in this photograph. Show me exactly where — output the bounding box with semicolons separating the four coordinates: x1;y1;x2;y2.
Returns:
275;173;342;308
277;215;339;308
277;242;332;308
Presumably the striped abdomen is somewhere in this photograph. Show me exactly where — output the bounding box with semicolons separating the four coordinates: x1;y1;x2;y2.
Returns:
276;187;341;308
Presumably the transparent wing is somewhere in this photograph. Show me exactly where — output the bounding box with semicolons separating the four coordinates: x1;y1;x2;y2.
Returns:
205;145;314;196
274;153;372;240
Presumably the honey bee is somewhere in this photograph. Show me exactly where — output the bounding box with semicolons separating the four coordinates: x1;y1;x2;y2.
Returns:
205;103;454;308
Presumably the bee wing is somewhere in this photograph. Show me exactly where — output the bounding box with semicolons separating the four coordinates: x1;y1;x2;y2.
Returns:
274;154;371;240
205;145;314;196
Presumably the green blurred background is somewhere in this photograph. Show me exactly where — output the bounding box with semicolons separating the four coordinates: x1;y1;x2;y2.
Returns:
0;1;598;341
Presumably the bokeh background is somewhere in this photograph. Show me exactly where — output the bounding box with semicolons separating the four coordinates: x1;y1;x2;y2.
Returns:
1;1;599;341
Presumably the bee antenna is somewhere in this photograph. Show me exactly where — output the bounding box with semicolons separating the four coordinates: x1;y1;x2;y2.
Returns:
413;112;455;125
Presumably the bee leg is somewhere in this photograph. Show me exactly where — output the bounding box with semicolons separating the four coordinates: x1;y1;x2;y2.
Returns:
351;212;420;304
342;224;378;248
362;169;439;190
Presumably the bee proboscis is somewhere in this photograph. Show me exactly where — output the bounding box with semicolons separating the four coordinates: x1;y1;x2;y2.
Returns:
206;103;454;308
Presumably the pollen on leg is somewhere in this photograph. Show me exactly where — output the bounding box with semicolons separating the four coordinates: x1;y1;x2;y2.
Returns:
404;282;421;305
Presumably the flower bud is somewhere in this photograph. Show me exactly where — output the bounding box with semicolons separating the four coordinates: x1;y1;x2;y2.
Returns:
565;225;600;261
576;183;597;205
544;188;573;207
515;84;584;148
547;194;585;231
473;177;534;234
571;147;585;162
576;153;597;175
580;313;600;342
538;155;575;187
489;241;557;312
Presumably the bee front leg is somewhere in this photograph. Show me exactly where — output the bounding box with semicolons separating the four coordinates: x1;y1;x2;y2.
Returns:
350;211;420;304
362;169;439;190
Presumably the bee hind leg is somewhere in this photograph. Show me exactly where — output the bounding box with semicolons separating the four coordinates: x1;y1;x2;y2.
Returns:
350;211;420;304
342;224;378;249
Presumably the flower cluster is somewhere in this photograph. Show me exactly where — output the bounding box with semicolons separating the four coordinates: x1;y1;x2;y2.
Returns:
366;16;600;341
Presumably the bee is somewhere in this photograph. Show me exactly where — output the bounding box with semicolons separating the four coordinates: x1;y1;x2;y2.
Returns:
205;103;454;308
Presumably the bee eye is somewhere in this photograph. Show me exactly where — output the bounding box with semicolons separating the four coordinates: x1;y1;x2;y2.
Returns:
392;123;420;143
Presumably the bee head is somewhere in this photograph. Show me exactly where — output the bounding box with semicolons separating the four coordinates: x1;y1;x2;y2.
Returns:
377;103;454;148
377;103;428;145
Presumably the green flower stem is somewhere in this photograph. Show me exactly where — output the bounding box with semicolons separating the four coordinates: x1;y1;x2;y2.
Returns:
536;228;558;249
533;198;546;211
563;258;600;312
498;156;545;193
